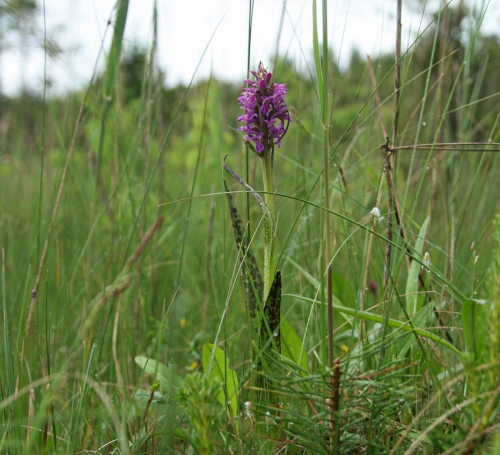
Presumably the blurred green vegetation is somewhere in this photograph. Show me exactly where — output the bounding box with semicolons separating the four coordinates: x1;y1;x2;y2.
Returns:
1;3;500;453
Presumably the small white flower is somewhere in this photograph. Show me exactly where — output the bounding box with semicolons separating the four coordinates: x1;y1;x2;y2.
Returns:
370;207;384;223
422;252;431;270
244;401;254;426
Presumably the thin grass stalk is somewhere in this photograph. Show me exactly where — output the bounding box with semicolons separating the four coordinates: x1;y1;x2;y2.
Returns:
365;54;387;323
144;1;158;183
202;186;216;327
311;0;334;370
320;0;334;372
437;1;449;145
391;0;402;151
69;343;96;454
392;141;500;151
121;19;222;267
314;1;338;447
272;1;286;73
94;0;129;201
112;296;124;398
43;276;57;451
408;9;451;221
381;0;402;294
2;250;14;402
175;76;210;288
36;0;47;270
245;0;255;240
21;64;98;367
407;18;486;261
367;55;388;139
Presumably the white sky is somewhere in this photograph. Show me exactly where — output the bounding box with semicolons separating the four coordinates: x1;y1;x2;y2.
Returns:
1;0;499;96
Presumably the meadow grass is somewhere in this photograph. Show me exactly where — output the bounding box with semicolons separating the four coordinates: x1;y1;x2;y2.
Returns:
1;0;500;453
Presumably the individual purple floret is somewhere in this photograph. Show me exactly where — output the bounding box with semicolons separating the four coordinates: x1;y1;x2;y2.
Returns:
237;62;292;154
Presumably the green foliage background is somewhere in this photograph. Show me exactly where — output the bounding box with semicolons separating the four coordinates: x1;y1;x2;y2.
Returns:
1;2;500;453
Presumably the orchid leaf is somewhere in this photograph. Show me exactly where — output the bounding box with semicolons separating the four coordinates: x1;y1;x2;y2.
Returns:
134;356;185;396
261;270;282;354
223;180;263;344
203;344;239;419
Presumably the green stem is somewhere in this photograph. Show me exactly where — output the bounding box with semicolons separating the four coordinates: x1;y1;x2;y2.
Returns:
320;0;333;370
261;149;275;302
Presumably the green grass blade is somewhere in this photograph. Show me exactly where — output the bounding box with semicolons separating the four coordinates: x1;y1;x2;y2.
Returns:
2;253;14;398
104;0;129;98
462;299;488;362
289;293;462;356
95;0;129;195
281;318;307;373
406;216;430;316
397;301;434;360
312;0;323;104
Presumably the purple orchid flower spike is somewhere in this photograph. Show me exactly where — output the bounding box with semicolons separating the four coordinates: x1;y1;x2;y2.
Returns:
237;62;292;155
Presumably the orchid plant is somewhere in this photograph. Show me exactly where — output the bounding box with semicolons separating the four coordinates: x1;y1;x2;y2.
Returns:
222;62;292;404
236;62;292;301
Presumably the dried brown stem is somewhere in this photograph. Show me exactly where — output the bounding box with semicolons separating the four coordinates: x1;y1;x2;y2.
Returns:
337;163;348;194
382;0;402;293
125;216;164;270
392;0;402;151
203;187;216;327
381;140;394;291
112;297;124;396
328;358;342;450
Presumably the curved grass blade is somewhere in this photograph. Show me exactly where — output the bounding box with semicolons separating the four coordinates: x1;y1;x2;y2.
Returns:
406;217;430;316
462;298;488;362
289;294;462;356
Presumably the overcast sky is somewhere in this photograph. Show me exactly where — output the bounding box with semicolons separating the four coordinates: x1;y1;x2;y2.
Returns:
1;0;499;96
